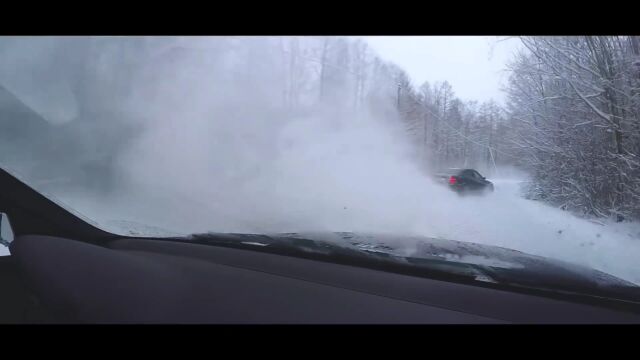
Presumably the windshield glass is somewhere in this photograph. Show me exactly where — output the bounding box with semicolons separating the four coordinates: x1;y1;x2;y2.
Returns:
1;36;640;291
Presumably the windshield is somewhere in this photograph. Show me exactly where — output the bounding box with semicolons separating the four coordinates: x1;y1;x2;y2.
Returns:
1;36;640;293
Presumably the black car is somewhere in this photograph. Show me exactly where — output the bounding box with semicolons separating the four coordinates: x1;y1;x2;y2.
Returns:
436;168;494;194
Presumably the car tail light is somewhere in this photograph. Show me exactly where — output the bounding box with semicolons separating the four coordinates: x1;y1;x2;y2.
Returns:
449;176;457;185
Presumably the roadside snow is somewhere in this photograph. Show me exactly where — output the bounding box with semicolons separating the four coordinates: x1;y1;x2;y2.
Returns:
409;178;640;285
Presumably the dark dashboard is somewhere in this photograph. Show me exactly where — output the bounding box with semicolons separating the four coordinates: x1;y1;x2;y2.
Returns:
4;233;640;323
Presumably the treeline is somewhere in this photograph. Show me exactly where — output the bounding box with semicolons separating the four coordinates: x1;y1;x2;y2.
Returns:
396;78;514;176
505;36;640;221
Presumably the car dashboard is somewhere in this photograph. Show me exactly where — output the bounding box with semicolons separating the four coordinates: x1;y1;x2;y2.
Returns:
2;233;640;323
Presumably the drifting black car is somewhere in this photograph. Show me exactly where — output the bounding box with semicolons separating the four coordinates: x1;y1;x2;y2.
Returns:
437;168;494;194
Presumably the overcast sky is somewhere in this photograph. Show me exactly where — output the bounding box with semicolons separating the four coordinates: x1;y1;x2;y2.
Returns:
361;36;523;105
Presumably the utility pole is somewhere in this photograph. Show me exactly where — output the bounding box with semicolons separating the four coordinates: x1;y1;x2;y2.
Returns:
318;37;329;104
397;84;401;109
422;112;429;170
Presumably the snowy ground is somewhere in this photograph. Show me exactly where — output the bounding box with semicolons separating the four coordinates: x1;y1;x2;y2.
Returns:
430;178;640;285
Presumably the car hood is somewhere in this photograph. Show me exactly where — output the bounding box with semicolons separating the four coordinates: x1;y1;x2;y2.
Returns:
186;231;640;305
294;232;632;281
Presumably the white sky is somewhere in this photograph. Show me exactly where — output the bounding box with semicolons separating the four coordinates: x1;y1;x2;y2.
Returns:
361;36;523;105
